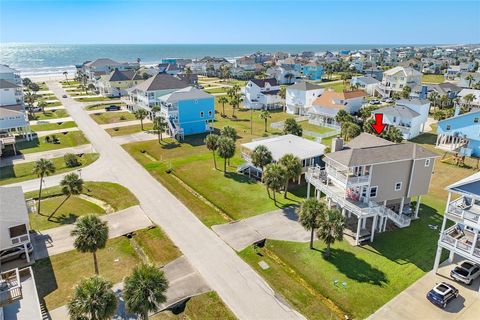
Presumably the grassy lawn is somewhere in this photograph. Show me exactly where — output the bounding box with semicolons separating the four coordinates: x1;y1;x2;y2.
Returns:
106;123;154;136
319;81;347;92
74;96;117;102
134;227;181;266
0;153;99;186
204;87;229;94
30;121;77;132
86;102;125;111
10;131;89;155
422;74;445;84
151;291;236;320
30;195;105;231
34;82;49;91
33;228;181;311
91;111;136;124
45;101;62;107
25;181;139;212
29;109;69;120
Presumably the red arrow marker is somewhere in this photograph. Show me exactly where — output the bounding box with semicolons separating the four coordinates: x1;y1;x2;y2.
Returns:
371;113;386;135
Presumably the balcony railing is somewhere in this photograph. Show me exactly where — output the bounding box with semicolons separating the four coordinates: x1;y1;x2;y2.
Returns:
447;197;480;226
325;167;370;186
440;232;480;261
0;268;22;307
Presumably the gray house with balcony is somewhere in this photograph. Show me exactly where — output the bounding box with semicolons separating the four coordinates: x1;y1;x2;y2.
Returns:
306;133;438;245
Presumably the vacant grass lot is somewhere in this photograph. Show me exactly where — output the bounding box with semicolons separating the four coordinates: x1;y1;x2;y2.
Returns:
30;109;69;120
151;291;236;320
12;131;89;155
34;82;49;91
91;111;136;124
422;74;445;84
30;121;77;132
106;123;154;136
204;87;229;94
74;96;117;102
0;153;99;186
134;227;181;266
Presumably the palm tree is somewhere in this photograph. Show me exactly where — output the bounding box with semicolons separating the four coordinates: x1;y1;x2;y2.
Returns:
218;96;229;116
463;93;476;111
204;133;219;169
251;145;273;181
150;106;160;118
298;198;326;249
123;264;168;320
386;127;403;143
87;83;96;94
22;77;32;88
335;109;350;124
263;163;286;204
24;91;37;117
68;276;117;320
134;109;149;130
71;214;109;275
32;159;56;214
37;100;47;115
278;154;302;198
230;94;242;118
221;125;237;141
48;172;84;221
317;209;345;257
63;71;69;84
465;74;474;88
279;86;287;112
260;110;271;132
428;91;439;114
401;85;411;99
217;136;236;173
153;115;167;142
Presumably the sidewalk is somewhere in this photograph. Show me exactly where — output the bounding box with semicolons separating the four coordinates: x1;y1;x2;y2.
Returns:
100;119;152;129
113;131;161;145
35;127;80;137
32;205;152;260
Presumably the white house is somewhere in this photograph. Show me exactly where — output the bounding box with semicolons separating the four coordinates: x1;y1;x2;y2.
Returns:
266;66;302;84
376;66;422;97
244;79;283;110
309;90;367;127
375;98;430;140
0;65;22;85
286;81;323;115
458;72;480;88
351;76;380;96
457;89;480;109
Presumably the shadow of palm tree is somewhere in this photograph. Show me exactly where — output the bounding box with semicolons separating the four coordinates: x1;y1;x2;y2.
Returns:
326;248;388;286
50;212;79;225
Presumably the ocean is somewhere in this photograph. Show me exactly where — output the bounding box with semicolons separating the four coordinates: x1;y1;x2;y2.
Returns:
0;43;411;78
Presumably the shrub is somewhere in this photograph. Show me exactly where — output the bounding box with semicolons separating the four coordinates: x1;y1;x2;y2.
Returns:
64;153;81;167
113;127;119;131
120;115;127;120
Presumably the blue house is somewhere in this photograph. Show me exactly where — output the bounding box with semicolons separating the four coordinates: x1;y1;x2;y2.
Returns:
436;109;480;157
302;63;324;80
159;86;215;139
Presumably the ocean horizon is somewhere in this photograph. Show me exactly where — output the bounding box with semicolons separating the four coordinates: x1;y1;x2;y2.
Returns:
0;43;437;77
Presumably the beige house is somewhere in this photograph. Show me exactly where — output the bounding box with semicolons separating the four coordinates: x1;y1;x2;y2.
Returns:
377;66;422;97
306;133;438;245
96;69;145;97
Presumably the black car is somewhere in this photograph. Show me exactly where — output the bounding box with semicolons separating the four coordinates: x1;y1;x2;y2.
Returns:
0;243;33;263
62;94;68;98
426;282;459;308
105;105;121;111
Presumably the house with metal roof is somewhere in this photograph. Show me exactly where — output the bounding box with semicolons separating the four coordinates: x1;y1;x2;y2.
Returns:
434;172;480;280
244;78;283;110
375;98;430;140
80;58;138;82
306;133;439;245
351;76;380;96
376;66;422;97
286;81;324;115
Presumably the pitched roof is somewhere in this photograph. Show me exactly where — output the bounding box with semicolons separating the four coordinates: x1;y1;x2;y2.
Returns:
251;78;278;87
312;90;367;110
0;64;18;74
346;133;395;149
353;76;379;85
0;104;25;117
396;98;430;106
0;79;20;89
447;172;480;197
288;81;322;91
132;73;189;92
326;134;438;167
85;58;122;68
160;86;213;103
376;105;421;119
0;186;29;224
384;66;422;77
107;69;142;82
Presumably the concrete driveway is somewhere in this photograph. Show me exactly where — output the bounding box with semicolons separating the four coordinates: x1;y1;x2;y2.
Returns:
113;131;160;145
32;205;152;259
212;207;310;251
369;257;480;320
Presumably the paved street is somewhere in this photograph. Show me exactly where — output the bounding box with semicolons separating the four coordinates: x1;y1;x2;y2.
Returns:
46;82;304;320
32;205;152;259
212;207;310;251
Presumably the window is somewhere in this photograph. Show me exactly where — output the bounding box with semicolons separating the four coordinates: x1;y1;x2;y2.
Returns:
200;112;204;118
446;125;451;131
9;224;27;238
474;118;479;123
395;182;402;191
425;159;431;167
208;111;212;117
369;186;378;198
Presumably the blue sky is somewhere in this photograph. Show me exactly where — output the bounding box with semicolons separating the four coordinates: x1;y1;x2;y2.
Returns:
1;0;479;44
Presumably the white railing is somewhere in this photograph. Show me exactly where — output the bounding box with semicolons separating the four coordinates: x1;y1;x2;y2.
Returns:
440;233;480;261
325;167;370;187
378;205;411;228
0;268;22;307
447;197;480;225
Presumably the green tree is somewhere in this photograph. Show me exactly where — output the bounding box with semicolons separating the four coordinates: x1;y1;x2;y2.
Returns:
279;86;287;111
428;91;439;114
298;198;326;249
37;100;47;115
260;110;271;132
22;77;32;88
67;276;117;320
221;125;237;141
134;109;149;131
463;93;476;111
218;96;229;116
283;118;303;136
153;115;167;142
64;153;81;167
63;71;69;84
263;163;286;204
204;133;219;169
71;214;109;275
230;94;242;118
123;264;168;320
317;209;345;257
401;85;411;99
251;145;273;181
32;158;56;214
335;109;350;124
217;136;236;173
48;172;84;220
278;154;302;198
386;127;403;143
341;122;361;141
465;74;474;88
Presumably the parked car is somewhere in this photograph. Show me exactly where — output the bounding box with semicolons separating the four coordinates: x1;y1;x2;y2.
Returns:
0;243;33;263
105;105;121;111
451;261;480;285
384;98;394;103
369;99;381;105
62;94;67;98
426;282;459;308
